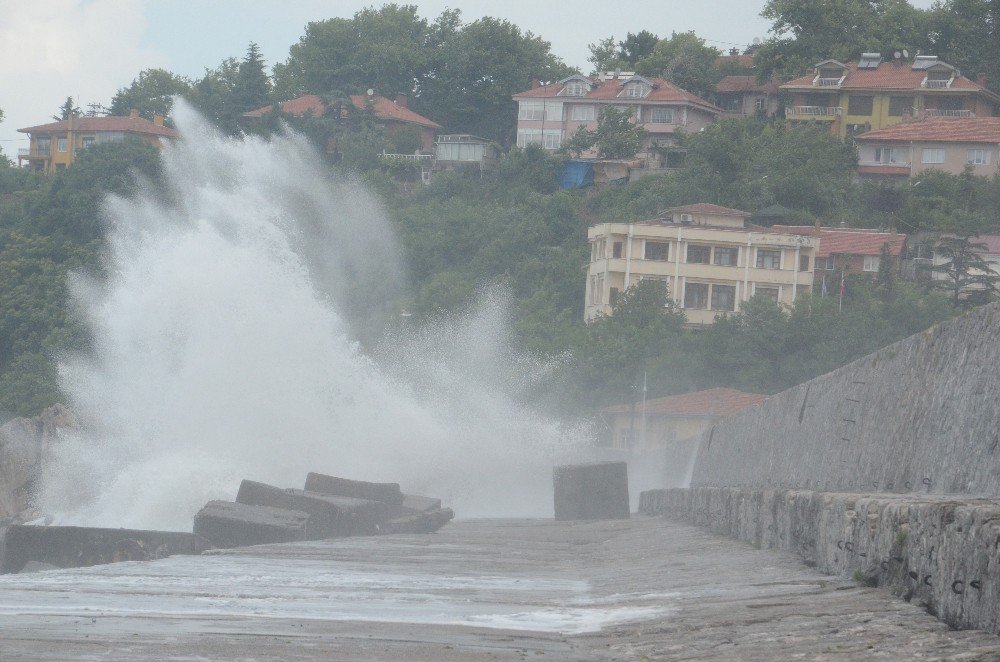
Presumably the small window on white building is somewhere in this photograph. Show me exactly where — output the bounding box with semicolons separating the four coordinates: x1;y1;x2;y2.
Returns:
713;246;739;266
874;147;905;164
921;148;945;164
756;249;782;269
518;101;545;121
644;241;669;261
649;108;674;124
967;148;990;165
570;105;596;121
863;255;881;272
710;284;736;311
754;286;779;300
687;244;711;264
683;282;709;309
589;274;605;305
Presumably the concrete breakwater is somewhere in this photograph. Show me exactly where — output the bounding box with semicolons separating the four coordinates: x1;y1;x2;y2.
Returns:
688;302;1000;496
640;487;1000;635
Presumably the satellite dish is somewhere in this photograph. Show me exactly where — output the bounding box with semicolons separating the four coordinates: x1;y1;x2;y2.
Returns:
366;88;374;96
894;51;901;59
752;37;761;45
902;49;909;59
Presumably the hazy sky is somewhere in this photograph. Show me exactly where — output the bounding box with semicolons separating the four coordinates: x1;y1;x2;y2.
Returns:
0;0;937;150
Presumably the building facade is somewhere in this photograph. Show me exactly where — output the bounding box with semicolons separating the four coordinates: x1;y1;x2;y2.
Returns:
585;204;818;325
781;55;1000;139
771;226;907;276
715;75;780;118
17;111;177;173
512;73;719;166
854;117;1000;180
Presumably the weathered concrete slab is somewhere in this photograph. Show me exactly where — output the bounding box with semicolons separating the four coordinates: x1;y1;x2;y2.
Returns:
0;524;209;574
304;472;404;505
553;461;629;521
381;508;454;534
192;500;308;549
402;494;442;512
236;479;388;537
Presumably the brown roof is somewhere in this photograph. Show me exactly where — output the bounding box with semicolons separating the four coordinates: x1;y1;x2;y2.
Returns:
772;226;907;258
782;61;999;99
855;117;1000;144
716;75;778;94
665;203;751;217
244;93;441;129
603;387;767;417
715;54;754;69
514;77;720;113
18;115;178;138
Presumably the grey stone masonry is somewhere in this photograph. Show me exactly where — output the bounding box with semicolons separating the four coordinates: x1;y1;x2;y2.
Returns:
640;487;1000;636
690;302;1000;496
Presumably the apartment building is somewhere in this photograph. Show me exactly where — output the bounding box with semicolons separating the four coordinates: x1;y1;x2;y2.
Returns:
781;54;1000;139
17;110;177;173
585;204;818;325
771;226;907;275
512;72;719;164
854;117;1000;180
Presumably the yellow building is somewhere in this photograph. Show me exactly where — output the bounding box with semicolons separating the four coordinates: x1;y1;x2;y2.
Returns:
781;55;1000;139
585;204;818;325
17;110;177;173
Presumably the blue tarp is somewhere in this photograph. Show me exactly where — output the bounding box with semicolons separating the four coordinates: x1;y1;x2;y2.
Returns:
560;159;594;189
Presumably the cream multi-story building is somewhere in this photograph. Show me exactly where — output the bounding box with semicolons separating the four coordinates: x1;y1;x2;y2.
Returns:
584;204;818;325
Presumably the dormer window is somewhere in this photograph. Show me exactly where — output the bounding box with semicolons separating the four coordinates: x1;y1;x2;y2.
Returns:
624;82;649;97
813;60;846;87
564;82;589;97
924;67;954;88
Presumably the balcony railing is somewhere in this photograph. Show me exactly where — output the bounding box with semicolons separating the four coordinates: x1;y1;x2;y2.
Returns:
859;160;911;168
378;153;434;161
17;148;29;157
924;79;951;88
816;77;842;87
17;147;49;158
786;106;841;116
924;109;974;118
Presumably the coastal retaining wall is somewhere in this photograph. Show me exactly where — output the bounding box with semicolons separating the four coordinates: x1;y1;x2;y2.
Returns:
690;302;1000;496
640;487;1000;635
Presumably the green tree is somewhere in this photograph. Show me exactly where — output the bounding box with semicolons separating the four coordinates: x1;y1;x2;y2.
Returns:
635;32;721;98
618;31;660;67
925;0;1000;94
186;57;242;134
53;97;80;121
590;106;647;159
110;68;192;120
930;235;1000;304
234;43;272;116
587;37;627;73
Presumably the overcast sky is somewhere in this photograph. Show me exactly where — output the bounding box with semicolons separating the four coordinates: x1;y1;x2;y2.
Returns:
0;0;937;150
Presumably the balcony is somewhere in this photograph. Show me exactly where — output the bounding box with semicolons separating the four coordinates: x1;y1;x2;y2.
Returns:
815;77;842;87
785;106;841;118
857;162;911;177
923;79;951;89
924;109;974;118
17;147;48;159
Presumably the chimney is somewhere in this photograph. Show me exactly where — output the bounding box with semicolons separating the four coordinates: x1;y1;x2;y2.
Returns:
395;94;407;108
976;73;988;87
153;114;164;126
531;77;540;90
129;108;138;119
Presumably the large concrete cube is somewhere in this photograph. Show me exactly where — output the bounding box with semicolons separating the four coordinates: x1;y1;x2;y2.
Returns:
553;461;630;521
380;508;454;535
237;479;388;537
304;472;404;505
193;500;309;549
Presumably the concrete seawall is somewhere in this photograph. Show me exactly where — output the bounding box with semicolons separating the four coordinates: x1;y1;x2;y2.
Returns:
688;302;1000;496
640;487;1000;635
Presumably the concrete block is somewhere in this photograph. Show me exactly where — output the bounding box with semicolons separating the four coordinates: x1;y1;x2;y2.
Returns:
0;524;211;574
237;480;388;537
193;500;309;549
304;472;404;505
402;494;442;512
380;508;454;534
553;462;629;521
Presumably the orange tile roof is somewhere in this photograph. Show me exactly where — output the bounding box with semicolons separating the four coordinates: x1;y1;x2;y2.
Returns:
244;93;441;129
772;226;907;258
18;115;178;138
855;117;1000;144
665;203;751;217
782;61;998;99
715;75;777;94
514;77;720;113
603;387;767;417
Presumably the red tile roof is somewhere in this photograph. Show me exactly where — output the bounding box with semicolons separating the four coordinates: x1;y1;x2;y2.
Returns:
855;117;1000;144
716;75;778;94
18;115;178;138
782;61;999;99
514;77;720;113
772;226;907;258
665;203;750;217
244;93;441;129
603;387;767;417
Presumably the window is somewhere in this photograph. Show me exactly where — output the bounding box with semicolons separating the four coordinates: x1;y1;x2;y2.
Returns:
847;95;874;115
649;107;674;124
542;129;562;149
822;256;835;270
571;105;595;121
518;101;544;120
756;249;781;269
644;241;669;261
968;149;990;165
799;255;811;272
687;244;710;264
564;82;588;97
35;137;51;155
612;241;623;258
609;287;620;305
57;138;68;152
755;286;779;300
755;97;765;111
713;246;739;266
684;282;709;309
624;83;649;98
711;285;736;311
517;128;560;149
888;96;914;117
589;274;604;304
591;239;605;261
81;136;95;149
874;147;906;164
922;148;945;164
863;255;881;272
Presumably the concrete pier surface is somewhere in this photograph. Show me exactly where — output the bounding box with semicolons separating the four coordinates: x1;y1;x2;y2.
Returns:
1;517;998;660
